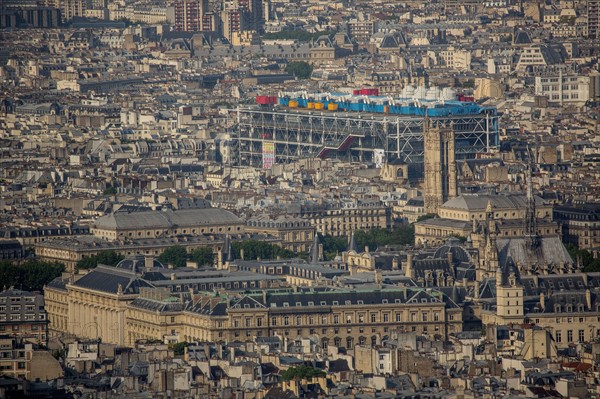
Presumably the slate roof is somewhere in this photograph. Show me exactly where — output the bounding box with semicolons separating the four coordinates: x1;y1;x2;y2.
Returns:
115;255;164;272
72;265;155;294
94;208;242;230
496;236;573;271
253;287;458;309
442;193;545;211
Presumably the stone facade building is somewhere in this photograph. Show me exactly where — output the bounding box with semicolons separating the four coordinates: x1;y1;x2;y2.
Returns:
0;289;49;345
91;208;245;240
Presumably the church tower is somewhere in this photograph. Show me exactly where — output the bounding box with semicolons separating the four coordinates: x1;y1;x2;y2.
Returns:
495;264;524;323
423;120;457;215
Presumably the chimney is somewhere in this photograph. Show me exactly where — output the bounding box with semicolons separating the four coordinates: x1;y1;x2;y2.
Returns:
262;290;267;304
240;248;245;260
474;280;479;299
365;246;369;253
186;261;198;269
375;270;383;286
539;292;545;310
586;289;592;310
145;256;154;269
392;257;399;271
170;273;176;281
217;249;223;269
404;253;414;279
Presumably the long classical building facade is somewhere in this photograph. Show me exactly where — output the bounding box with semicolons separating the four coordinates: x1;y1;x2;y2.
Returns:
44;257;464;347
91;208;245;240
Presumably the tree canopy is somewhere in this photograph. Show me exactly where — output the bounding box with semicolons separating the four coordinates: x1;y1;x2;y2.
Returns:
0;260;65;292
171;341;188;356
262;30;334;42
354;226;414;252
319;225;414;260
567;244;600;272
190;247;215;266
286;61;313;79
319;233;348;261
76;250;124;270
158;245;189;268
232;240;296;260
281;365;326;381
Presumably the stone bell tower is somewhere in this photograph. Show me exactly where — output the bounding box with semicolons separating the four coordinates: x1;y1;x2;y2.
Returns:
423;119;457;215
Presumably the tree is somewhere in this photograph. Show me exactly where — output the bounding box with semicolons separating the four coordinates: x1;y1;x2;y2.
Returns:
171;341;188;356
353;226;414;252
319;233;348;261
190;247;214;266
416;214;437;223
281;365;326;381
158;245;189;268
286;61;313;79
567;244;600;272
76;250;124;270
262;30;334;43
0;260;65;292
103;187;117;195
232;240;296;260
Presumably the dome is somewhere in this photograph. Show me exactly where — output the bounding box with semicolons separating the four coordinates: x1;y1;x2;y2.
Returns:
433;239;471;265
115;255;164;273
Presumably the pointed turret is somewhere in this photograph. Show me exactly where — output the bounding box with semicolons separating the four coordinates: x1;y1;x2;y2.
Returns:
223;234;234;263
310;232;321;263
348;231;358;253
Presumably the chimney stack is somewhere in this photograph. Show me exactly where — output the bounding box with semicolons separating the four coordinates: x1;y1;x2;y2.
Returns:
145;256;154;269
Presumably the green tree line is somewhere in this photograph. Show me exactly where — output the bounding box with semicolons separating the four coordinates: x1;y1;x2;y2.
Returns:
319;225;415;260
232;240;296;261
158;245;215;268
77;250;124;270
567;244;600;272
281;365;326;381
0;260;65;292
262;30;334;42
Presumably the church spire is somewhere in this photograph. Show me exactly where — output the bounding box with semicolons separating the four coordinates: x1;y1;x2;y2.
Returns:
310;232;321;263
348;231;358;253
524;146;540;250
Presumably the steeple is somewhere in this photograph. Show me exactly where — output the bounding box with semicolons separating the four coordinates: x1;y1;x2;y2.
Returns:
348;231;358;253
223;234;234;263
524;146;540;250
310;232;321;263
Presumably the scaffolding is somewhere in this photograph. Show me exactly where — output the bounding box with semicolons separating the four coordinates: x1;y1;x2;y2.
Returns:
233;105;498;171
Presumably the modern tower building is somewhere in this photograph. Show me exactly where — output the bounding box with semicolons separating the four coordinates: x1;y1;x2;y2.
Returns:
588;0;600;38
174;0;208;32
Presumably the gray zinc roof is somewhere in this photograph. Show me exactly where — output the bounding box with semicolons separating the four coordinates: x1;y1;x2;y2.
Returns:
94;208;242;230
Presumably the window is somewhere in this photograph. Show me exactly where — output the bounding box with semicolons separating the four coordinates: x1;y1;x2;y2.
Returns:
371;313;376;323
245;318;251;327
422;313;428;322
395;313;401;322
567;330;573;342
271;317;277;326
579;330;585;342
383;314;389;322
284;316;289;326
